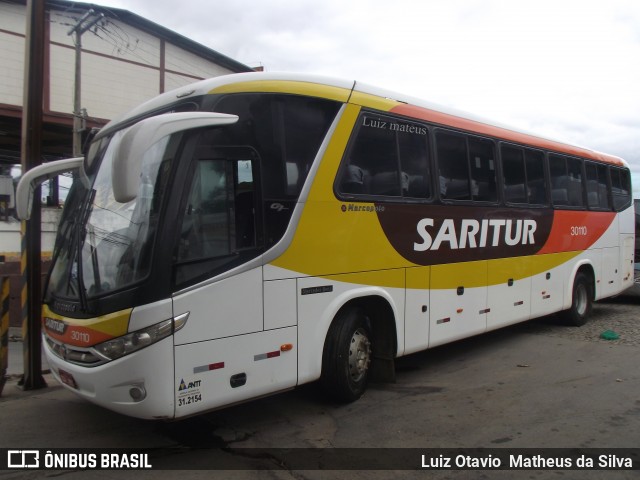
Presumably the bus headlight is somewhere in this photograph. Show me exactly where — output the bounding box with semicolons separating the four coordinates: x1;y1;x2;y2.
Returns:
92;314;187;362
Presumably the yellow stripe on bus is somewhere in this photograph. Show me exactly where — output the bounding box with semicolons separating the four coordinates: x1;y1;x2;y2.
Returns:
209;80;352;103
347;90;401;111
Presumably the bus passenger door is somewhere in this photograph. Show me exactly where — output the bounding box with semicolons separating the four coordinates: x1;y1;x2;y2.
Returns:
429;260;487;348
170;144;296;416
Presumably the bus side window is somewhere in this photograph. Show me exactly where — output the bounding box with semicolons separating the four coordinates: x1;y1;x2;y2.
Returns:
501;144;547;206
337;113;430;199
549;154;570;206
178;159;234;262
398;125;430;199
436;130;497;203
585;162;610;210
175;155;258;287
524;148;547;205
550;154;586;209
567;157;585;207
469;136;496;202
436;130;470;201
611;167;632;211
502;144;527;204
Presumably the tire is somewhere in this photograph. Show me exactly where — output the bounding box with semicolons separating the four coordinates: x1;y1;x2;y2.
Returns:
321;307;372;403
563;271;593;326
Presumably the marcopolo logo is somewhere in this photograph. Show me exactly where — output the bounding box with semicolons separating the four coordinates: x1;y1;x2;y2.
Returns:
341;203;385;213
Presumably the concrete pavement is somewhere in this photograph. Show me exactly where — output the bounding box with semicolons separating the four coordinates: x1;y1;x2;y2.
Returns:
1;298;639;479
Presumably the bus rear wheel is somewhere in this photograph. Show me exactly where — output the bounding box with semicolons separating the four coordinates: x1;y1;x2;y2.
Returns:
564;271;593;326
321;307;372;402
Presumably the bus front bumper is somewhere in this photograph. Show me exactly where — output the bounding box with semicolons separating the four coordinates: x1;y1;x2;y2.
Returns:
43;334;176;420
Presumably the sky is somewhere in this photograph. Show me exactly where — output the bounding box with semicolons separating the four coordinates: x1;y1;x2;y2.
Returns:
96;0;640;194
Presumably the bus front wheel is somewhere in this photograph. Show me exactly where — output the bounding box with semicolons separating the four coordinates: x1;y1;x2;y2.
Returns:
564;271;593;326
321;307;372;402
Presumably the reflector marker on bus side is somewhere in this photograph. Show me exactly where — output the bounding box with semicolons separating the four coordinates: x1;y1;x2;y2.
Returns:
193;362;225;374
254;350;281;361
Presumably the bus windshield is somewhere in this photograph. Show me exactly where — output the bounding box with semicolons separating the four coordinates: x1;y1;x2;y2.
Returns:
45;92;342;312
47;128;176;303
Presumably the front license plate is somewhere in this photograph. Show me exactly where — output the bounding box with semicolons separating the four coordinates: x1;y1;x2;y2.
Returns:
58;369;78;389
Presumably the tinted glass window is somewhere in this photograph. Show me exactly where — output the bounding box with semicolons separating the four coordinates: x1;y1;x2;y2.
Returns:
550;154;585;208
549;154;568;206
437;130;471;201
211;94;340;247
469;136;497;202
437;130;496;202
175;147;259;287
338;113;430;199
501;145;547;206
525;149;547;205
567;157;585;207
611;167;632;211
585;162;610;210
502;145;527;203
399;126;431;198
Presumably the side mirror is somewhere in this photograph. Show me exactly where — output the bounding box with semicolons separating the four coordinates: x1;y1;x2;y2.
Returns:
112;112;239;203
16;157;84;220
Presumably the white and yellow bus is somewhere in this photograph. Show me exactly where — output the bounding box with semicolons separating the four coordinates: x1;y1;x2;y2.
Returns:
17;73;634;419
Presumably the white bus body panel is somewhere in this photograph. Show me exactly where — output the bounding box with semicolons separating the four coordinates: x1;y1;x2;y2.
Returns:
173;267;263;344
173;327;297;418
530;254;566;317
487;257;532;331
264;279;297;330
404;267;430;356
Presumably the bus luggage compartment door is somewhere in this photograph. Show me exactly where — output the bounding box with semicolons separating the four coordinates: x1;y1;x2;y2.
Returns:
173;327;297;417
429;260;487;348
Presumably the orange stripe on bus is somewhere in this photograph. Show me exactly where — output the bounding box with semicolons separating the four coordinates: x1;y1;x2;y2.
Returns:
536;211;616;255
390;104;624;166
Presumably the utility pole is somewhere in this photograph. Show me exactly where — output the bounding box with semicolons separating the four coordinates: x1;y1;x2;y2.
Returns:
68;9;103;157
20;0;47;390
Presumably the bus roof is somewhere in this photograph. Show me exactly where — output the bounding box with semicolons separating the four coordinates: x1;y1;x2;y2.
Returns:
101;72;626;168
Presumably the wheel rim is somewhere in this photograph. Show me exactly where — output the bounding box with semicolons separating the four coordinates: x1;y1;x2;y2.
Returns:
348;328;371;382
575;283;588;316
